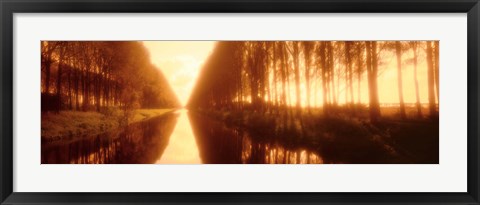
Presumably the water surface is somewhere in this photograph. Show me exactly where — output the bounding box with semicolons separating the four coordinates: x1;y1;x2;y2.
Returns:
42;109;324;164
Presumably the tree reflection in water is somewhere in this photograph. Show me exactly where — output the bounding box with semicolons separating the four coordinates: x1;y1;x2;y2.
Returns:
42;109;405;164
41;113;178;164
188;112;323;164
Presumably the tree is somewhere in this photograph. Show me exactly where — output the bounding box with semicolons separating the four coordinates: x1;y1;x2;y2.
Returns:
188;40;438;124
434;41;440;103
41;41;59;93
41;41;180;113
354;42;364;105
395;41;406;119
365;41;381;123
303;41;314;112
408;41;423;118
345;41;354;106
426;41;437;117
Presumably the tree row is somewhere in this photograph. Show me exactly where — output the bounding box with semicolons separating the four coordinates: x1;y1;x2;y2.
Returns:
188;41;439;122
41;41;180;112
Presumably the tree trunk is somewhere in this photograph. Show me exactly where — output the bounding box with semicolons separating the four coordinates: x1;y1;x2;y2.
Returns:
395;41;406;119
366;41;381;123
319;42;328;114
75;68;79;111
304;42;312;113
346;41;354;106
434;41;440;104
280;43;289;127
412;42;422;118
67;58;73;110
356;43;362;105
45;51;53;93
293;42;301;116
273;43;278;114
426;41;437;117
327;42;336;106
56;45;65;113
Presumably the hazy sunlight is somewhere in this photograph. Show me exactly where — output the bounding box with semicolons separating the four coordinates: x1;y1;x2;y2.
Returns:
143;41;215;106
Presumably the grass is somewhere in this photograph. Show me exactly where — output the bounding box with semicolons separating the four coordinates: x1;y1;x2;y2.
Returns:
41;108;174;141
131;109;175;122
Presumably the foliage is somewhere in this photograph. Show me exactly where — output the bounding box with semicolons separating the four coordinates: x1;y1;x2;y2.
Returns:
41;41;181;113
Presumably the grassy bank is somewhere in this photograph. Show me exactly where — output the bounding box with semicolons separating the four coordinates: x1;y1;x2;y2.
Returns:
42;108;175;141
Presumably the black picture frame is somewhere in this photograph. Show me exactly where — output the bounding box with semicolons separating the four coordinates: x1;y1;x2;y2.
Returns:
1;0;479;204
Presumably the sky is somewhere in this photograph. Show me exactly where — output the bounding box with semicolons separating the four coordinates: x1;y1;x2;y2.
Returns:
143;41;215;106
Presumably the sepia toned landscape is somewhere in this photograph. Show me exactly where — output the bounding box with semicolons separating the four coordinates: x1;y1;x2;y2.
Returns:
41;41;439;164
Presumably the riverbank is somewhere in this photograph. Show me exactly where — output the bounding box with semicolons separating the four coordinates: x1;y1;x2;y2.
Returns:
42;108;175;142
193;107;439;164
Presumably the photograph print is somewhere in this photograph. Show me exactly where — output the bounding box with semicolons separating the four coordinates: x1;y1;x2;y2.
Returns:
41;41;439;164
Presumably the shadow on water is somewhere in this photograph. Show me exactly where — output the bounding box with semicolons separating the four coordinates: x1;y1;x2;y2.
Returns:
188;112;323;164
41;113;179;164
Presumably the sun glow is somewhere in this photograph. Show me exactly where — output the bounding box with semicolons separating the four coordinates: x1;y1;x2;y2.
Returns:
143;41;215;106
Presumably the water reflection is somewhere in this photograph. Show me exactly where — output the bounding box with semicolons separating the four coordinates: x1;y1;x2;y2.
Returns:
155;110;202;164
188;112;323;164
42;109;328;164
241;137;323;164
41;113;178;164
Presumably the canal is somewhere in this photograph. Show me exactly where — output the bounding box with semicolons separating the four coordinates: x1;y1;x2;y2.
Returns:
41;109;323;164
